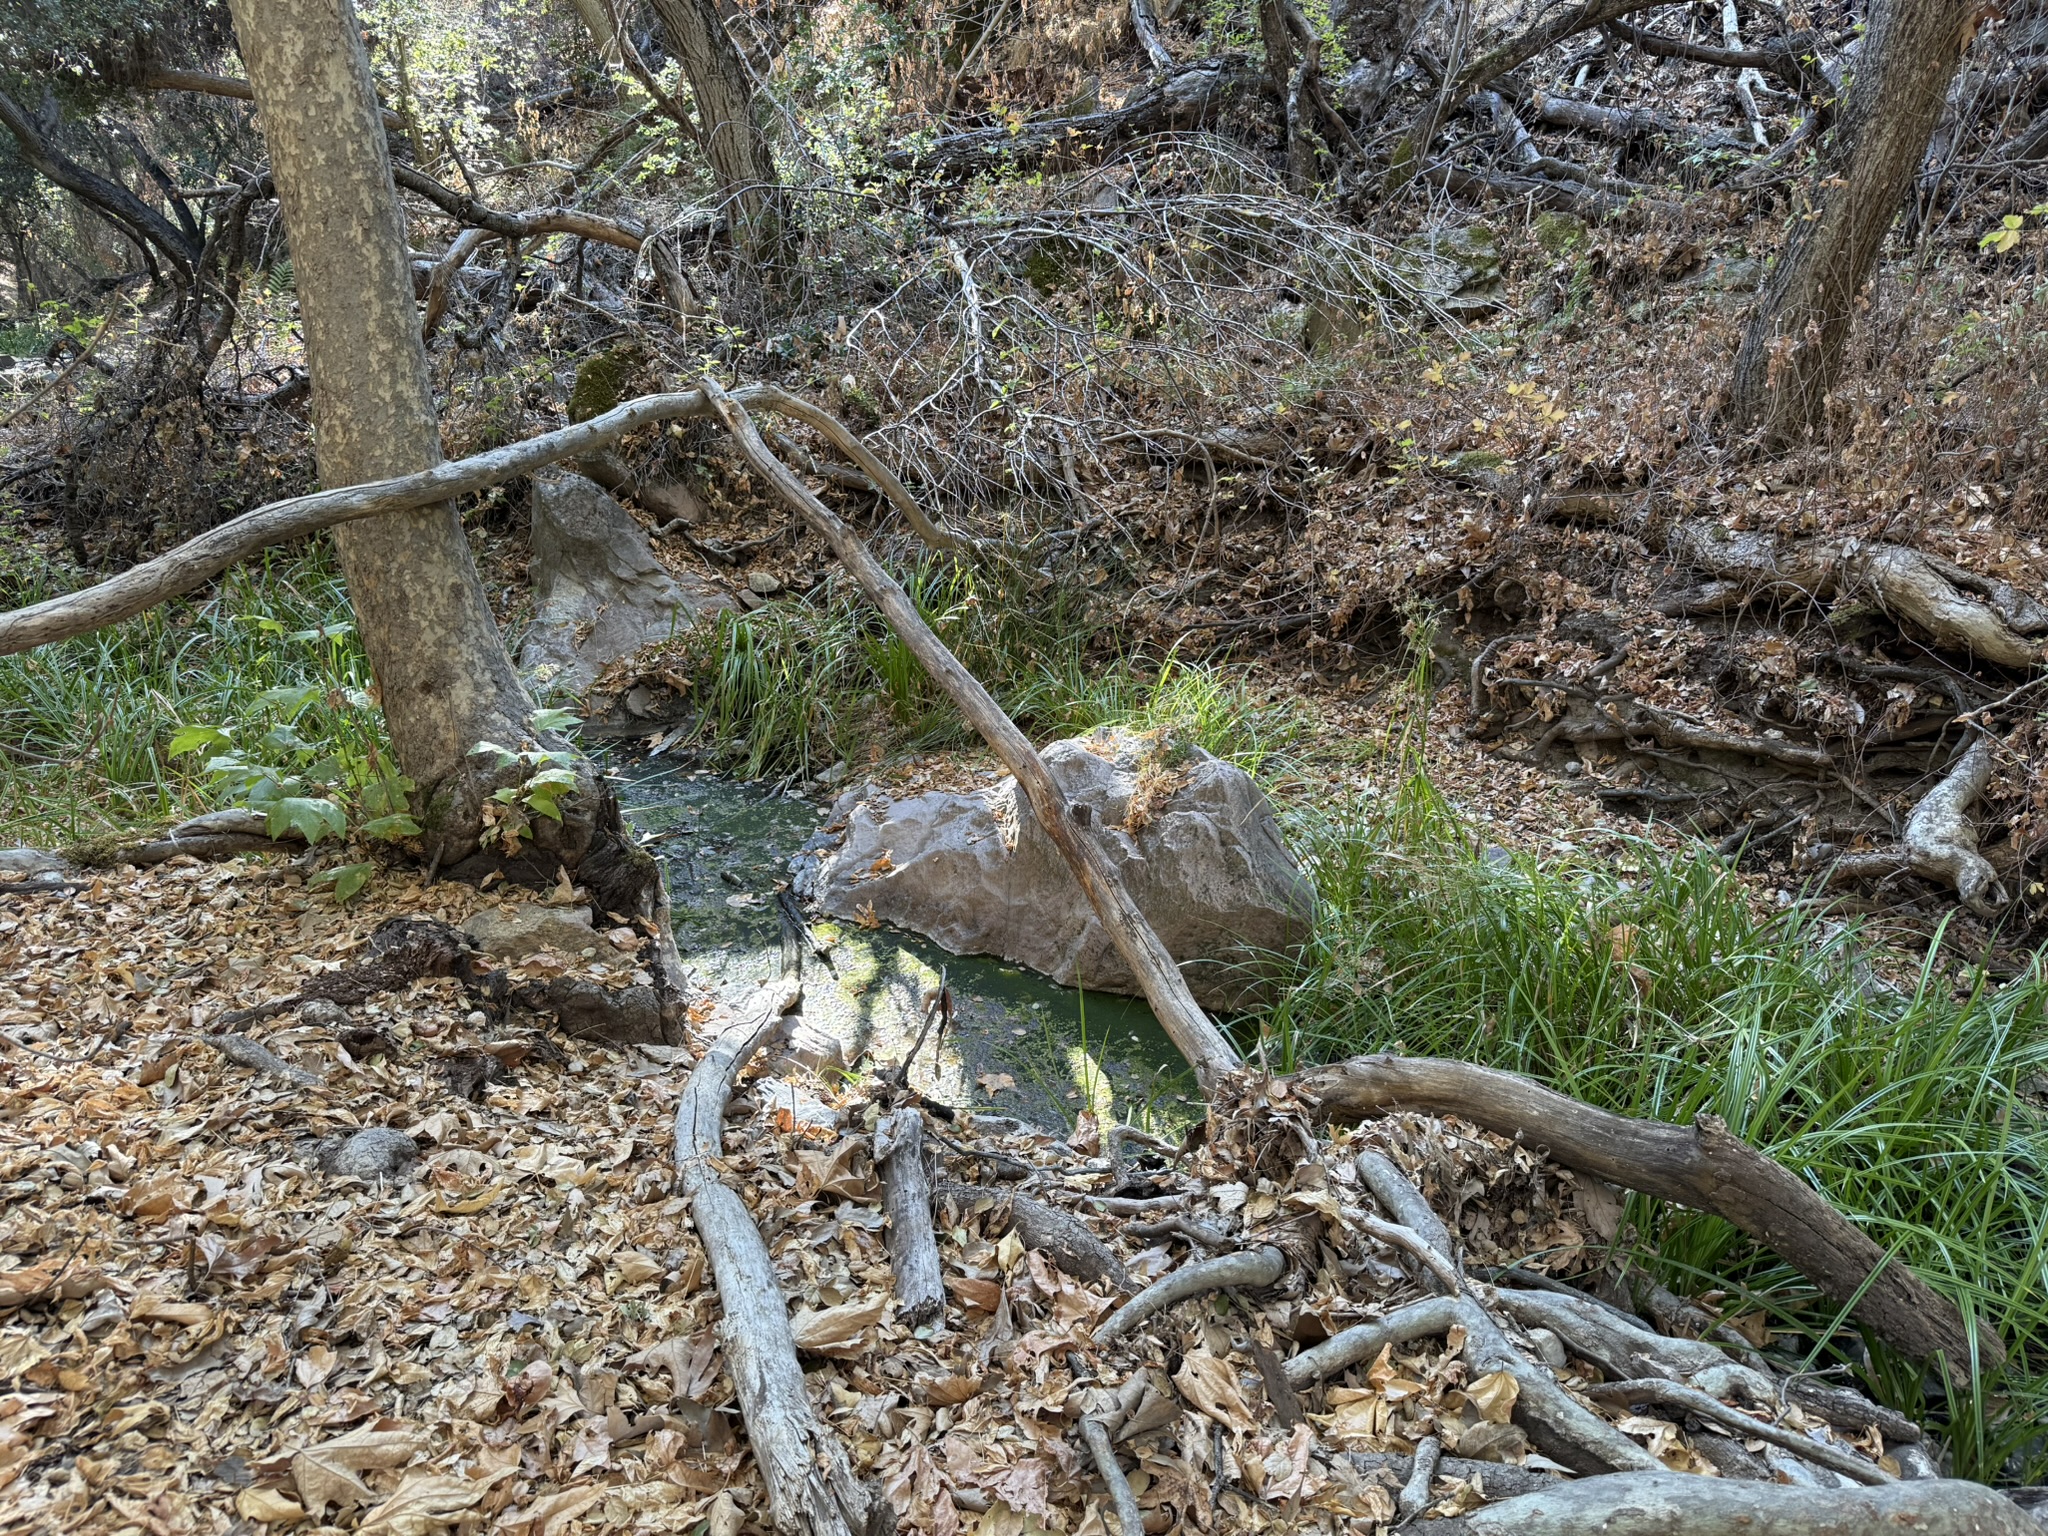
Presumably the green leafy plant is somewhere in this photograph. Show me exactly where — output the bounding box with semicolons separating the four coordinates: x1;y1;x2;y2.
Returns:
167;613;415;901
468;708;585;850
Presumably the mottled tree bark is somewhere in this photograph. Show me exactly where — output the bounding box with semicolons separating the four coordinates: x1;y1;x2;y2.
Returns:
645;0;780;260
1728;0;1980;449
226;0;611;880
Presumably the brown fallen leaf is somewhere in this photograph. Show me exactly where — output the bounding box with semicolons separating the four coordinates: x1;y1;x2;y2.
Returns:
502;1485;604;1536
290;1423;428;1514
235;1487;307;1525
789;1294;887;1355
1174;1350;1257;1435
0;1258;112;1310
1467;1368;1519;1424
127;1292;213;1327
914;1371;984;1406
358;1468;510;1536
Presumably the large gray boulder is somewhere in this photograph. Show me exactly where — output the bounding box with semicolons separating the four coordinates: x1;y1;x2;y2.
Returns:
520;472;733;695
812;730;1313;1008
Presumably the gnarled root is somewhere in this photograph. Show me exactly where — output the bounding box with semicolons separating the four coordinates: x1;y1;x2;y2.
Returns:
1422;1471;2041;1536
1903;733;2001;913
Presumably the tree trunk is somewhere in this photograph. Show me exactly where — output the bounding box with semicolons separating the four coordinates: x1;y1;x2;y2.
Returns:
644;0;780;261
226;0;589;875
1727;0;1980;449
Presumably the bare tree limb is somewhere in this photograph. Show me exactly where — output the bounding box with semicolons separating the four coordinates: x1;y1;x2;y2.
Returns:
1300;1053;2000;1377
0;87;200;274
389;163;646;250
132;68;408;133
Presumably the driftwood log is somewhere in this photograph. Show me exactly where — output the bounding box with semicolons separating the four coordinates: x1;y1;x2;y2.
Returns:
673;986;882;1536
873;1109;945;1328
1300;1053;2000;1375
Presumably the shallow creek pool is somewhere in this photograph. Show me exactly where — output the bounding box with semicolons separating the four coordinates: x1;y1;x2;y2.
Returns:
615;760;1201;1133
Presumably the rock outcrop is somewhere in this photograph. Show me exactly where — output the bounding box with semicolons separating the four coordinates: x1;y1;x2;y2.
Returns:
812;730;1312;1008
520;471;733;696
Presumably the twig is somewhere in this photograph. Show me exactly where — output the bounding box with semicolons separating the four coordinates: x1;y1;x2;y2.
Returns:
1094;1246;1285;1346
1580;1378;1891;1485
1080;1417;1144;1536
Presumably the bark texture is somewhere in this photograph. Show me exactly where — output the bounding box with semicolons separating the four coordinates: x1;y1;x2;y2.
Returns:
1728;0;1981;447
229;0;537;861
645;0;779;257
1302;1053;2001;1375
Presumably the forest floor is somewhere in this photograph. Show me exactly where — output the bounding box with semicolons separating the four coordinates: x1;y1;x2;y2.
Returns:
6;100;2048;1529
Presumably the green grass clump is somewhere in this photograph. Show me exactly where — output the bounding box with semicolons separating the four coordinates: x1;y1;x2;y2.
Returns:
1258;761;2048;1480
670;552;1303;777
0;538;367;845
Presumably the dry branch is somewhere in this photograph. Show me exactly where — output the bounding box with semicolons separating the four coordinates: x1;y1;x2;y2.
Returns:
1423;1471;2039;1536
874;1110;945;1328
1079;1417;1143;1536
1093;1245;1285;1347
1129;0;1176;73
673;986;879;1536
0;385;953;658
1302;1054;1998;1375
699;380;1241;1077
133;68;407;133
389;164;646;250
939;1184;1130;1289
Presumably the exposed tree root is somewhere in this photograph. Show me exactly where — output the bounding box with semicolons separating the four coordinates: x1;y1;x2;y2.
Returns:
1423;1471;2041;1535
1579;1378;1893;1486
1903;733;2001;913
1093;1245;1286;1347
1301;1053;2000;1375
1079;1416;1144;1536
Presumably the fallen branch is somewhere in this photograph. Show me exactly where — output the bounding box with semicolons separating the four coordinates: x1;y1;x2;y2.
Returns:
699;379;1241;1078
940;1184;1130;1289
874;1110;946;1328
1300;1054;2000;1375
1580;1378;1891;1485
674;986;879;1536
0;384;949;657
1490;1287;1774;1404
1422;1471;2037;1535
203;1032;323;1088
389;164;646;251
1903;733;2000;913
1398;1435;1442;1523
1354;1149;1461;1278
1093;1245;1285;1346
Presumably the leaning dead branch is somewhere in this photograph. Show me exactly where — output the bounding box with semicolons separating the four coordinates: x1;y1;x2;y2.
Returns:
1301;1053;2000;1374
673;986;880;1536
389;164;646;251
699;378;1242;1077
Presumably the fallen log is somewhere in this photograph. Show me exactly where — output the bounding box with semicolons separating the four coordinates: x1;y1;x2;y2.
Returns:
673;986;881;1536
1300;1053;2001;1375
874;1109;946;1328
1421;1471;2040;1535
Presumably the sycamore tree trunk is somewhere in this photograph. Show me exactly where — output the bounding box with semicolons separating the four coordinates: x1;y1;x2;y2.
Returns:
227;0;649;909
1727;0;1979;449
644;0;781;261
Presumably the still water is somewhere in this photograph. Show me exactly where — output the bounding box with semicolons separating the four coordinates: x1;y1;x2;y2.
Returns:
615;761;1199;1133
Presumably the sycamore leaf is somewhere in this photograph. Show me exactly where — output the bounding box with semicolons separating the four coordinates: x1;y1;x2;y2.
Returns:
790;1294;888;1355
357;1468;508;1536
1174;1349;1257;1434
290;1424;427;1514
267;796;346;846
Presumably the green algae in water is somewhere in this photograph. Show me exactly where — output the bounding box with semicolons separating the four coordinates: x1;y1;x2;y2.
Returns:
615;762;1199;1133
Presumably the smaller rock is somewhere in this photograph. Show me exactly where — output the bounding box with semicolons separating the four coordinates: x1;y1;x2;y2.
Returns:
319;1127;420;1180
1455;1421;1529;1463
463;903;602;963
747;570;783;595
299;998;352;1032
1525;1326;1568;1369
765;1020;847;1078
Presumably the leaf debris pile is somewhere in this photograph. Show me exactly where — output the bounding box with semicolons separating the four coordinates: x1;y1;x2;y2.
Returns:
0;859;1929;1535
